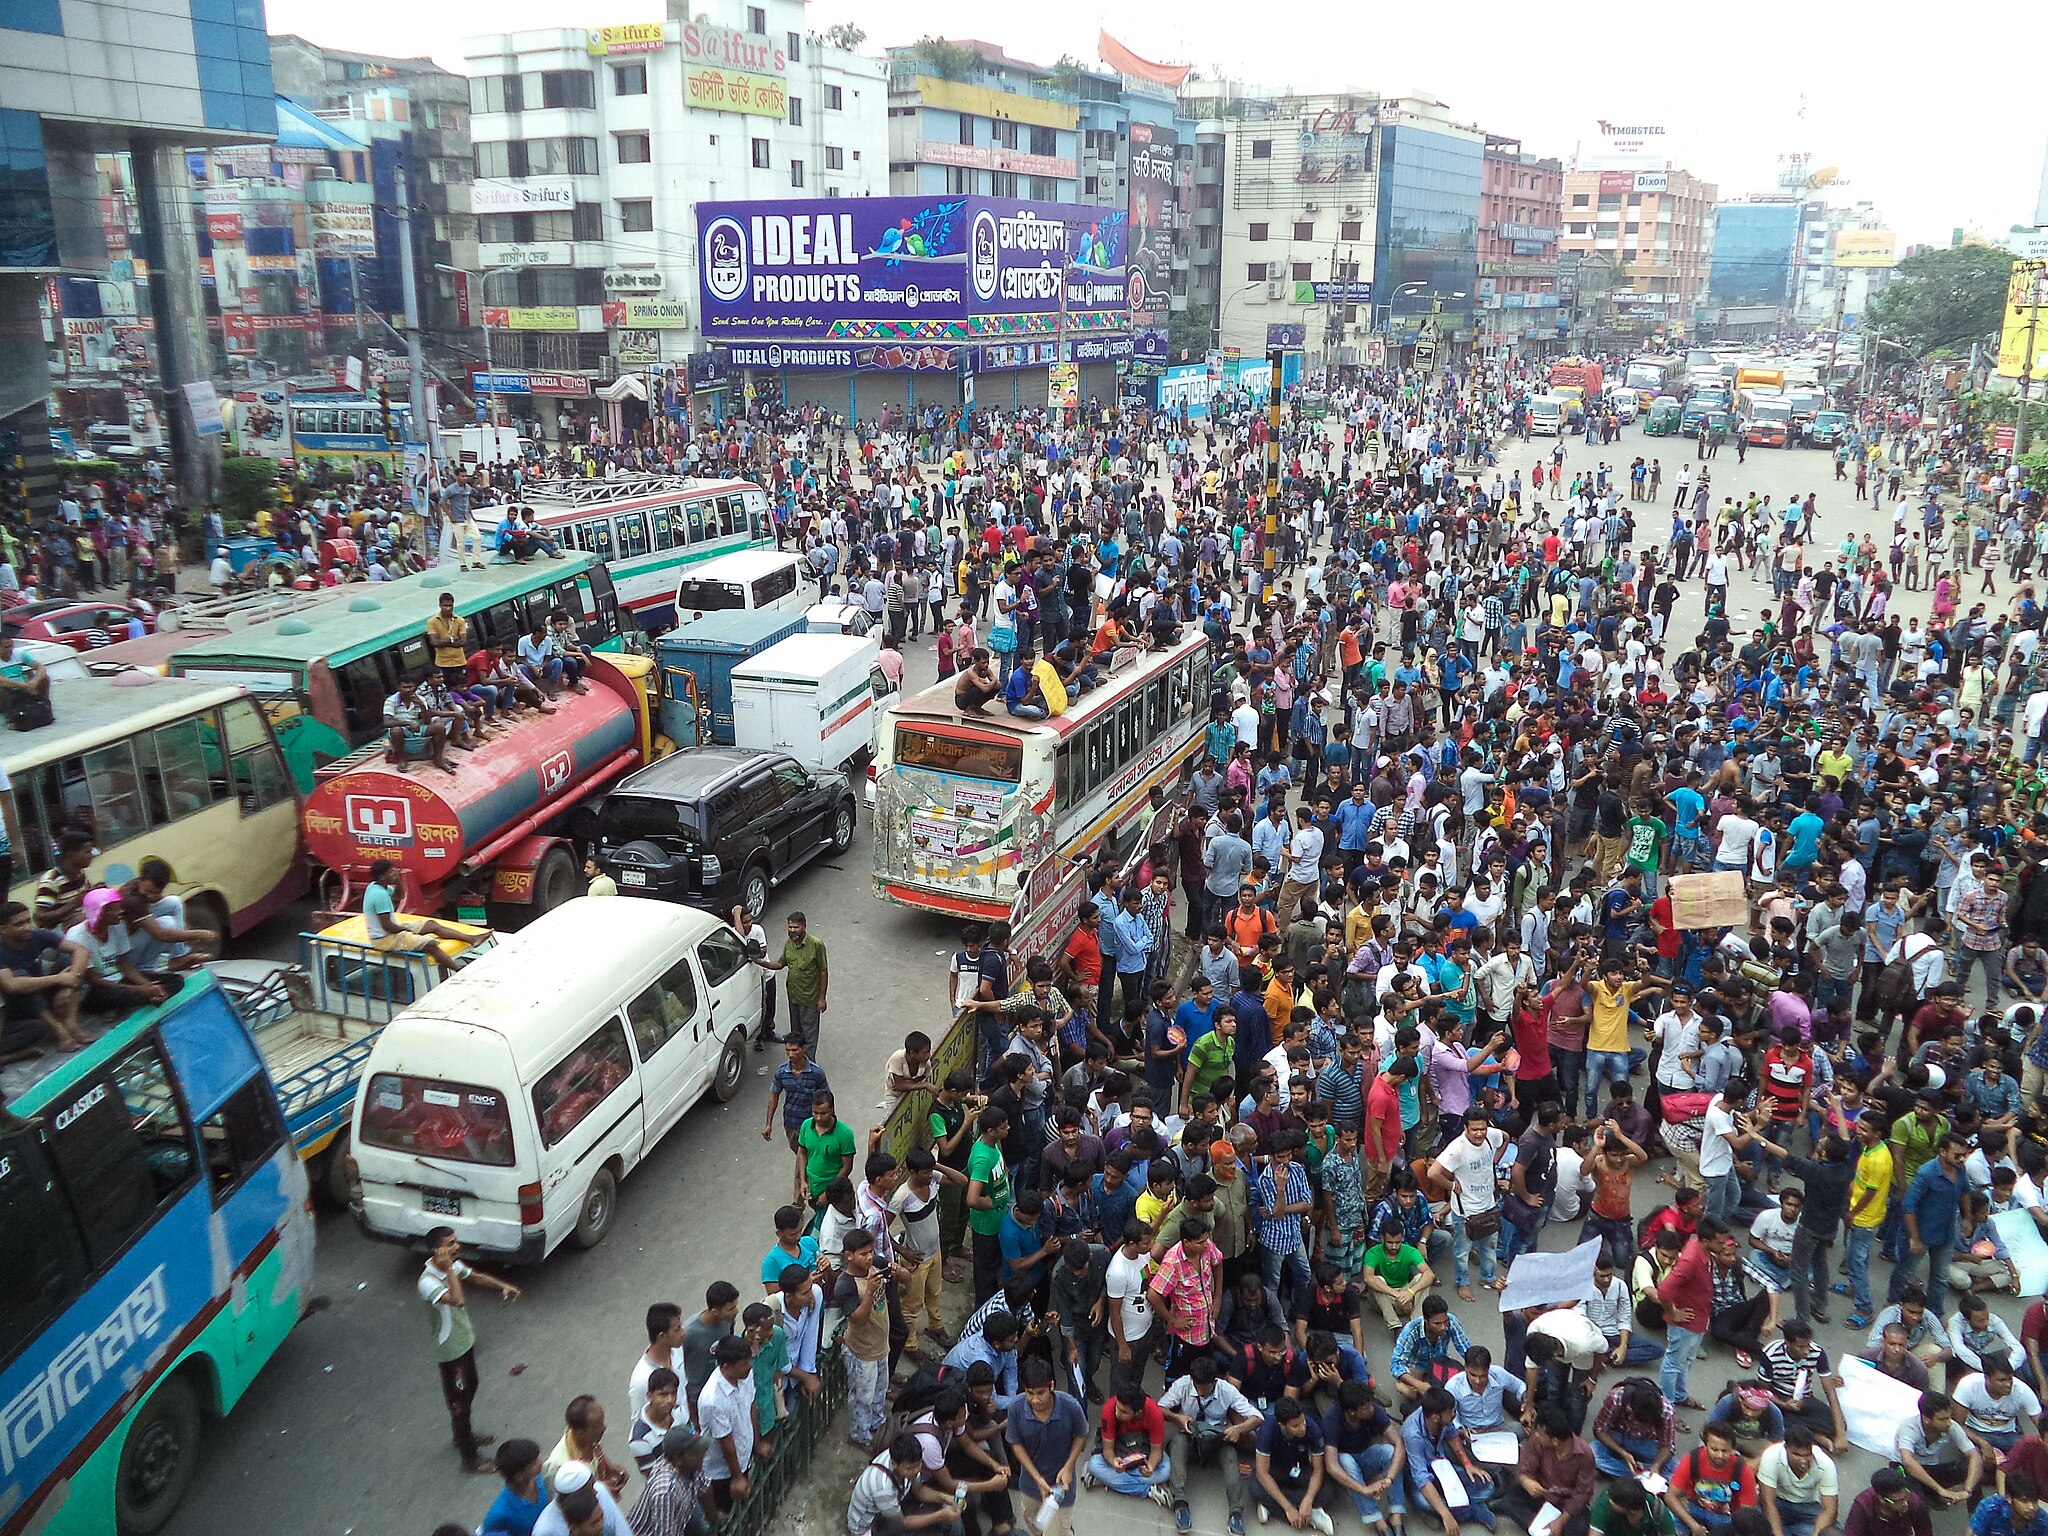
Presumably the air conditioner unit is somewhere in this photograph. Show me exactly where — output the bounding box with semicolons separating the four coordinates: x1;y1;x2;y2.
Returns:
1265;281;1284;300
1344;203;1362;216
1266;262;1286;280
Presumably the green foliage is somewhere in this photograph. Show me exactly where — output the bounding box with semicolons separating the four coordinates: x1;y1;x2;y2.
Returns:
914;36;980;80
821;22;865;50
1865;246;2013;359
1170;303;1213;362
219;455;277;525
2017;449;2048;495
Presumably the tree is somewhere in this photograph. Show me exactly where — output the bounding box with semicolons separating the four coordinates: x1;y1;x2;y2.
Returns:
913;37;979;80
1046;54;1088;95
219;455;276;527
1865;245;2012;359
1170;303;1213;361
822;22;865;50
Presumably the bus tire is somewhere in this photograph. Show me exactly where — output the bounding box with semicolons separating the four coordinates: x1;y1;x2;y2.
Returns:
116;1372;203;1536
186;894;230;952
532;847;579;915
572;1167;619;1249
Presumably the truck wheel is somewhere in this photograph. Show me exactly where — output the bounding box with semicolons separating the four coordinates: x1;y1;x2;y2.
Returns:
572;1168;618;1249
714;1028;746;1103
532;847;579;915
740;865;769;920
319;1131;353;1209
116;1373;202;1536
829;802;855;855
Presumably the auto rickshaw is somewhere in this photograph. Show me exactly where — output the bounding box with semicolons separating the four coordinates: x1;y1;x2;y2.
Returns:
1644;395;1683;435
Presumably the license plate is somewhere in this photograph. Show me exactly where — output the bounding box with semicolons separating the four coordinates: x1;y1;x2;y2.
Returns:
422;1190;462;1216
620;869;647;887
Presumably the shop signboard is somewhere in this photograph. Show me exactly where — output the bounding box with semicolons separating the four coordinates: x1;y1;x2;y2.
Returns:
1065;334;1134;363
587;22;666;55
481;306;580;331
696;195;1129;341
717;341;961;371
471;179;576;215
1291;280;1373;305
677;20;788;117
310;201;376;257
620;297;691;329
604;269;665;295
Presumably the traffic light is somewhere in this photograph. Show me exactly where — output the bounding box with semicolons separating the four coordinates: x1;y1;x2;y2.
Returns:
379;384;396;445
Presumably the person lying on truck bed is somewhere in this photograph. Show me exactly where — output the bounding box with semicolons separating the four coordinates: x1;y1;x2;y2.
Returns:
384;678;456;775
466;643;555;718
364;858;482;980
0;899;91;1058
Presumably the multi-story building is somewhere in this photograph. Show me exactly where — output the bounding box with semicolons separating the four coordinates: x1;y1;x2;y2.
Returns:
0;0;277;507
1705;198;1801;336
1477;135;1563;355
1793;199;1895;328
1374;95;1483;362
1182;85;1379;370
1559;164;1716;345
464;0;886;431
883;40;1077;201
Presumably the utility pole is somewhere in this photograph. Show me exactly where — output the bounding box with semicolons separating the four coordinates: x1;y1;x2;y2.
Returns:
1264;345;1282;575
2019;261;2044;458
393;159;430;476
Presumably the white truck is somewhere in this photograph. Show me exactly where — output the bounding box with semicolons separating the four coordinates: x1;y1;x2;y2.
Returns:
730;632;897;776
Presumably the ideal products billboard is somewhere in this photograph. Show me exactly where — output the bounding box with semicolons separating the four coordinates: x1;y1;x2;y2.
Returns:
697;195;1128;343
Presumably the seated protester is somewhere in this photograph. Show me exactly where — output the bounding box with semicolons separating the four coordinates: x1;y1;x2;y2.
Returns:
1158;1354;1258;1531
953;649;1001;715
1399;1385;1495;1532
1003;647;1050;721
1632;1228;1687;1337
417;671;483;749
846;1431;958;1536
1707;1228;1773;1372
1843;1467;1931;1536
1229;1325;1299;1417
362;858;477;980
627;1368;681;1474
1494;1405;1598;1536
1586;1250;1664;1367
547;611;594;676
1218;1269;1287;1361
1293;1263;1367;1356
1755;1319;1846;1449
1285;1329;1374;1417
467;643;554;716
1666;1420;1760;1536
1522;1330;1592;1435
1082;1380;1171;1501
1359;1224;1437;1335
1706;1381;1787;1462
1954;1294;2029;1385
1866;1288;1954;1369
1896;1389;1986;1509
1371;1171;1448;1268
1591;1377;1679;1481
1754;1426;1839;1536
0;899;89;1056
908;1385;1013;1536
1952;1193;2024;1297
65;886;173;1013
1592;1475;1679;1536
1954;1355;2042;1459
121;864;217;973
1390;1295;1469;1402
517;509;565;558
1320;1378;1407;1536
1862;1322;1935;1391
383;677;454;773
1641;1187;1705;1250
1254;1396;1333;1534
1444;1344;1522;1435
1745;1190;1803;1337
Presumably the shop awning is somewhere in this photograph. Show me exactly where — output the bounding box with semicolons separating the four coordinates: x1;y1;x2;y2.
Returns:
597;375;647;403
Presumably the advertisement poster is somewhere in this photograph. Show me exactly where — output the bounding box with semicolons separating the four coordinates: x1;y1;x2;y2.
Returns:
696;195;1128;341
1127;122;1178;352
310;201;376;257
906;812;958;861
953;783;1006;825
1047;361;1080;410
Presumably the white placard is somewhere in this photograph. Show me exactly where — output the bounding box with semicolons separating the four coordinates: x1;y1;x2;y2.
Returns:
1530;1503;1565;1536
1498;1236;1603;1312
1837;1355;1928;1458
182;380;224;437
1472;1431;1521;1466
1992;1208;2048;1296
1432;1459;1470;1509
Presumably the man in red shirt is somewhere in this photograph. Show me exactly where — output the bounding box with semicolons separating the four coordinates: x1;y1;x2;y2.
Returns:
1656;1218;1725;1410
1647;888;1682;974
1086;1381;1169;1499
1363;1058;1411;1210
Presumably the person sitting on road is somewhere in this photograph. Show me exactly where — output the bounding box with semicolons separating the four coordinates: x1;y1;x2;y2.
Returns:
384;678;454;774
363;859;478;979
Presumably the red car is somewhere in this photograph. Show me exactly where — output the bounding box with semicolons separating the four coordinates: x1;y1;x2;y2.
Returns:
1;598;156;651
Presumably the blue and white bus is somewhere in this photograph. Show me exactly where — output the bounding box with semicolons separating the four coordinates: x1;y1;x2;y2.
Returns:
1;975;314;1535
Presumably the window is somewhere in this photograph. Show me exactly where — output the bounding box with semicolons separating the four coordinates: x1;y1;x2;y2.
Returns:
825;84;843;109
626;959;703;1059
614;513;649;560
1246;262;1266;283
747;5;766;32
752;564;799;606
825;146;844;171
222;698;292;814
82;740;148;846
787;30;802;61
572;202;603;241
1291;262;1312;281
619;200;653;234
539;70;595;109
1571;193;1590;207
0;1128;87;1361
1251;139;1272;160
615;133;651;165
532;1019;634;1148
1248;222;1268;242
146;713;228;824
787;96;802;127
1029;126;1056;157
958;115;976;147
46;1037;194;1267
613;63;647;96
751;138;772;169
790;160;805;188
1293;221;1314;241
198;1079;286;1203
1340;219;1362;241
699;929;753;986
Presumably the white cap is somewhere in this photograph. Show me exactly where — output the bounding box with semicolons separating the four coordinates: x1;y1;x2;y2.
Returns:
554;1462;595;1495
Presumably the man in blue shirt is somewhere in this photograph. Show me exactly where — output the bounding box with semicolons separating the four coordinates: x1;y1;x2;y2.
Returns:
1106;886;1155;1021
1892;1133;1968;1309
1004;647;1047;720
998;1188;1058;1305
942;1307;1023;1409
1335;783;1376;864
1784;804;1827;884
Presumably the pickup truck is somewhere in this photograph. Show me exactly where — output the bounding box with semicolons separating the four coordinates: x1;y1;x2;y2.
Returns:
216;917;493;1202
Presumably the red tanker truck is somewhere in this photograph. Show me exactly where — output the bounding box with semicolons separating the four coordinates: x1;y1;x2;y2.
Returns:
302;651;669;920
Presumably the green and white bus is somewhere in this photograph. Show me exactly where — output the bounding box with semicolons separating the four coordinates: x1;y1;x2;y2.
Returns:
478;475;774;634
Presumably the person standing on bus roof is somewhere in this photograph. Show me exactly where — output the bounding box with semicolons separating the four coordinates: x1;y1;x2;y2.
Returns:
419;1225;521;1475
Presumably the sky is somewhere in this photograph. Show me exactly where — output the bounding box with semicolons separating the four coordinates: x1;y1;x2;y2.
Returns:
264;0;2045;250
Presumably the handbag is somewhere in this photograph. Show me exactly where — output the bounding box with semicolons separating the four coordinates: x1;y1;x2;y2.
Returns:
1452;1166;1501;1240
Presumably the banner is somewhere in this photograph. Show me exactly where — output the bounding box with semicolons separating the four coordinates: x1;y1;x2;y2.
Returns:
697;195;1129;341
1833;230;1897;269
587;22;665;55
718;341;961;371
1598;171;1637;195
481;306;580;331
310;201;376;257
678;20;788;117
1997;261;2048;380
471;179;576;215
1127;122;1178;333
620;297;691;330
1096;29;1191;88
1047;361;1080;408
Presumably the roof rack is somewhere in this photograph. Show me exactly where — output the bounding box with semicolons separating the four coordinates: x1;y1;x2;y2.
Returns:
156;581;350;635
514;475;742;508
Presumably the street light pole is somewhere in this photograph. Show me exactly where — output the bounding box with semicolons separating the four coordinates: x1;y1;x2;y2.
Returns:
436;263;517;428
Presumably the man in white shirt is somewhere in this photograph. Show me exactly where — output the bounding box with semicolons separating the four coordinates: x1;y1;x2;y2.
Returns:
1275;806;1324;930
1699;1081;1751;1224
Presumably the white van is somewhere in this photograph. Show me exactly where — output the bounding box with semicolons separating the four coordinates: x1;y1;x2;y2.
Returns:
731;631;898;774
673;550;809;625
1529;394;1565;436
347;898;761;1260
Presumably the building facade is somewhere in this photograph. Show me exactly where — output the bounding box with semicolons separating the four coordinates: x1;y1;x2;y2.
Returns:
1707;198;1800;314
1477;135;1563;354
1559;165;1716;344
1373;96;1483;361
884;40;1078;202
464;0;886;431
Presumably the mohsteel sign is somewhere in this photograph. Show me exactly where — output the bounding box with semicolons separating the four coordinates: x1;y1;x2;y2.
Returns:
696;195;1129;341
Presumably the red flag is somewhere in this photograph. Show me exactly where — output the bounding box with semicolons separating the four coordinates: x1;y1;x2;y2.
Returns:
1097;30;1190;88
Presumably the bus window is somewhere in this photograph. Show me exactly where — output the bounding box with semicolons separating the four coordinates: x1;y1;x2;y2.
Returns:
532;1019;634;1148
1085;723;1105;789
577;520;613;558
477;602;523;649
310;408;336;435
665;508;690;548
614;512;648;559
197;1078;288;1203
1116;701;1135;764
1169;662;1188;724
1146;680;1166;736
45;1035;195;1266
145;713;227;824
14;766;58;874
685;503;706;544
651;506;677;551
745;494;769;539
393;634;431;679
1055;742;1073;808
222;697;293;814
335;657;391;740
719;495;746;537
0;1129;88;1361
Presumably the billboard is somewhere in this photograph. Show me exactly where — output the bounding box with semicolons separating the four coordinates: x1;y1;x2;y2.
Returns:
471;179;576;215
587;22;666;55
310;202;377;257
1833;230;1897;269
696;196;1129;342
1997;261;2048;380
1128;122;1179;343
677;20;788;117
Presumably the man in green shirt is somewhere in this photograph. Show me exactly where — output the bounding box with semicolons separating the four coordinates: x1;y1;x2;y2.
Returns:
1182;1009;1238;1105
796;1091;855;1206
761;911;829;1055
1591;1474;1676;1536
1358;1236;1434;1332
965;1107;1012;1307
743;1302;790;1437
1624;803;1669;896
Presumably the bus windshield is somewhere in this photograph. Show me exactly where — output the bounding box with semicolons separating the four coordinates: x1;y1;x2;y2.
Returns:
1624;364;1665;392
894;727;1024;782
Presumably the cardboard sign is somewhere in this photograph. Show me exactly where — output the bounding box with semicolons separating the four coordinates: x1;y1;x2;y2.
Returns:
1667;871;1749;931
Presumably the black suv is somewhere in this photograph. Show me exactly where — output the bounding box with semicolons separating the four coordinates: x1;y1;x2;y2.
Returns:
595;747;857;917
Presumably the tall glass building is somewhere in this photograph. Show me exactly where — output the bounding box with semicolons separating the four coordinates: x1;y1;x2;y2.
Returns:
1707;201;1801;309
1374;106;1483;350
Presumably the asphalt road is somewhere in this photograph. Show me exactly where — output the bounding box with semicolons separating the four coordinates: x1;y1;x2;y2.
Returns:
163;417;1984;1536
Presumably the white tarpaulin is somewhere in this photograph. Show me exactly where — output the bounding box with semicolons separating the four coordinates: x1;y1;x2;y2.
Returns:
1498;1237;1602;1312
1992;1208;2048;1296
1838;1356;1928;1458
